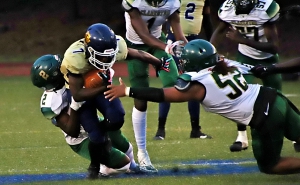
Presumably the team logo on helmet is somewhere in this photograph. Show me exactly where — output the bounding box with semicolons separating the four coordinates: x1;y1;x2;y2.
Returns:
39;70;49;80
85;31;91;44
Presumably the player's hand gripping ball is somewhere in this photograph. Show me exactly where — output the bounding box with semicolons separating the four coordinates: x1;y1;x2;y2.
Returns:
84;69;104;88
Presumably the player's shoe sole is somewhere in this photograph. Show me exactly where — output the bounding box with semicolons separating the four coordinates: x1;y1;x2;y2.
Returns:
230;141;248;152
153;129;165;140
190;131;212;139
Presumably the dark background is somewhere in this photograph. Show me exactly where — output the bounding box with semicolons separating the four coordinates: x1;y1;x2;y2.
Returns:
0;0;299;62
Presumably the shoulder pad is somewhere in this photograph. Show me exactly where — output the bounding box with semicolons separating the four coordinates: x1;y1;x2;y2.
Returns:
265;1;280;18
122;0;134;11
40;90;64;120
174;74;192;91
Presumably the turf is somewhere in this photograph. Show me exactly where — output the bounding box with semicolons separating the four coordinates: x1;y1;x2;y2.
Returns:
1;76;300;185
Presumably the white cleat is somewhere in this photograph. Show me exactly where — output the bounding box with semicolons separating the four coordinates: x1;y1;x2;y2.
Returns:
137;150;158;173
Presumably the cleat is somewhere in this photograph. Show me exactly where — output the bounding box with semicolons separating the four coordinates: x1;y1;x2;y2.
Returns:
86;165;100;180
190;130;212;139
293;141;300;152
127;164;144;174
153;129;165;140
230;141;248;152
137;150;158;173
139;164;158;173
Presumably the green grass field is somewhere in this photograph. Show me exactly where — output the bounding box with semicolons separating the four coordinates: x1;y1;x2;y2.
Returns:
1;76;300;185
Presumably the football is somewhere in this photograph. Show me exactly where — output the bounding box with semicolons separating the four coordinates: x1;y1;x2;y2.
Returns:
84;69;104;88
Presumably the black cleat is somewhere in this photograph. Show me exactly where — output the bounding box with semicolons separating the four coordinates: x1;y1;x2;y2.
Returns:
86;165;100;180
153;129;165;140
229;141;248;152
293;142;300;152
190;130;212;139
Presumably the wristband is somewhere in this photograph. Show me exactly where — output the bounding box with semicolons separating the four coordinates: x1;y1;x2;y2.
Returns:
70;98;84;111
125;87;130;96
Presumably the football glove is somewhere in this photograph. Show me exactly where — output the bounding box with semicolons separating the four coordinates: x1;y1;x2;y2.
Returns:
165;40;184;57
250;64;276;78
155;57;171;77
98;69;111;86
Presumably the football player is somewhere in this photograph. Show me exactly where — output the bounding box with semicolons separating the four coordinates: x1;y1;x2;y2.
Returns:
105;39;300;175
122;0;188;172
60;23;171;177
156;0;213;140
30;54;140;177
210;0;282;152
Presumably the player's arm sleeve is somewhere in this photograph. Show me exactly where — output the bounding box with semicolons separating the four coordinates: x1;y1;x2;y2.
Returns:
225;59;252;74
122;0;134;12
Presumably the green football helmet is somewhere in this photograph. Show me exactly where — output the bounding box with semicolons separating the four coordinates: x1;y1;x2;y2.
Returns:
145;0;168;7
181;39;218;72
30;54;65;91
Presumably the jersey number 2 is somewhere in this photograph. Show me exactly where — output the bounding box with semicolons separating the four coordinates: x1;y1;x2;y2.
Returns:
185;3;196;20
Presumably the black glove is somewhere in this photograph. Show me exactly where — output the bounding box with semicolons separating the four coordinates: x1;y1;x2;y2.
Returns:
98;69;111;86
155;57;171;77
250;64;276;78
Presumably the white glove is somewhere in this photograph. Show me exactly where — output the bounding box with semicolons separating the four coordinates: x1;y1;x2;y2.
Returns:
70;97;85;111
165;40;184;57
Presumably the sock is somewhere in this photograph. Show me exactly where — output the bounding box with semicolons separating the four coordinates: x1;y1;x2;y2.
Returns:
88;141;102;169
190;119;200;131
132;107;147;151
159;102;170;118
188;100;200;131
126;143;137;169
158;102;170;130
158;117;167;130
188;100;200;120
237;124;247;131
236;131;248;143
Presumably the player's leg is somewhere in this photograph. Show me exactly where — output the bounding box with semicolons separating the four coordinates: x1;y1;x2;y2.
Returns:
153;45;178;140
69;138;91;160
108;130;141;173
188;100;212;139
126;43;157;172
252;95;300;174
229;52;255;152
76;100;108;179
95;93;125;131
99;146;131;176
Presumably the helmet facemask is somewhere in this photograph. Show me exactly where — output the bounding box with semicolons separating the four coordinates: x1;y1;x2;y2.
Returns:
233;0;257;14
87;45;119;70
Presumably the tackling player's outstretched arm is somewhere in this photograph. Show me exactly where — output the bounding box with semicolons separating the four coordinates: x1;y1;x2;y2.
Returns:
104;78;205;103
